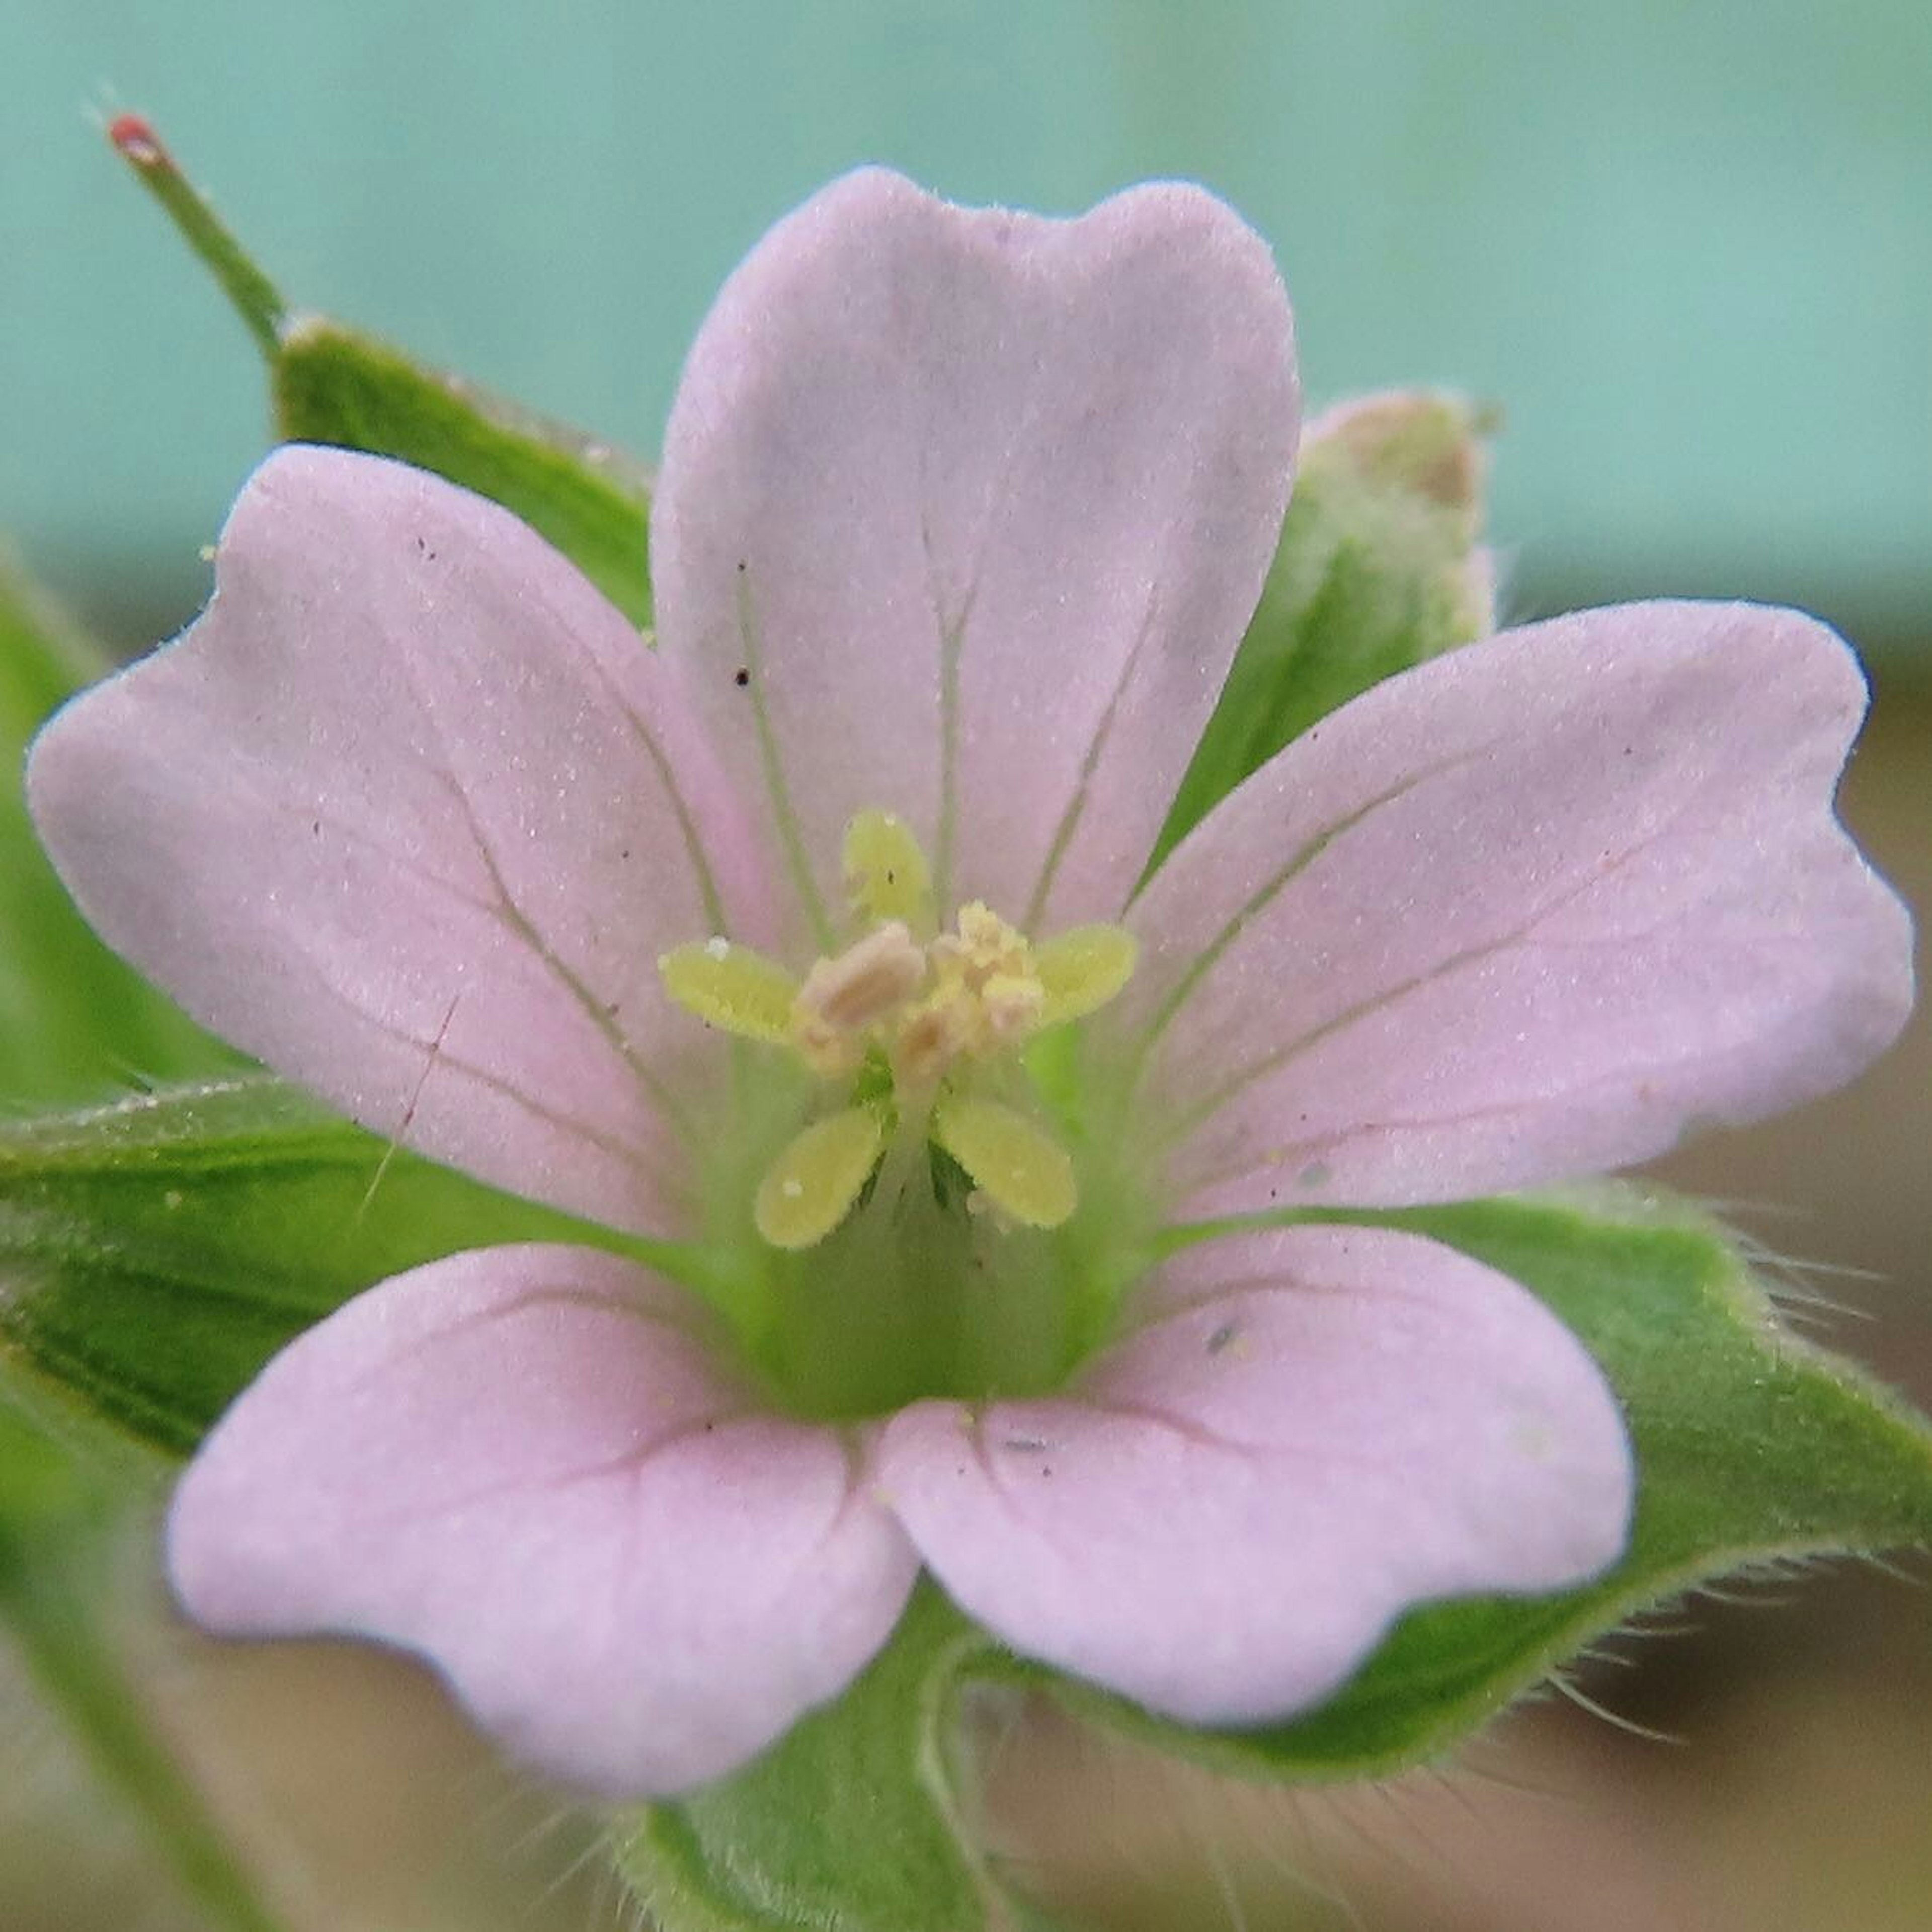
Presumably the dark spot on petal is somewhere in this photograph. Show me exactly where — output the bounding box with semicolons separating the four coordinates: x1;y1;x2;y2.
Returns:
1208;1321;1238;1355
734;667;750;687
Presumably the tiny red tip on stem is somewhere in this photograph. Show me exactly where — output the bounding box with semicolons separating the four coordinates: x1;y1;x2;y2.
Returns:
101;112;286;356
107;113;171;170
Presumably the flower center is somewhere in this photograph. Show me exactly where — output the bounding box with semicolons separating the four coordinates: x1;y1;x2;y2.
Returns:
659;809;1137;1253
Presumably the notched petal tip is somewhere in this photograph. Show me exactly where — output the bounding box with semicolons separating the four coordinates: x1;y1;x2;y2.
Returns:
1130;596;1916;1216
878;1225;1632;1730
28;438;767;1240
168;1246;920;1796
653;159;1300;938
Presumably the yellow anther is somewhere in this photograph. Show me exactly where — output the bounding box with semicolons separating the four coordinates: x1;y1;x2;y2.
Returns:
980;970;1045;1041
843;810;933;929
792;922;926;1073
755;1105;888;1249
931;1094;1076;1230
945;902;1031;985
920;902;1043;1058
889;997;965;1091
658;937;799;1044
662;814;1137;1250
1032;924;1139;1027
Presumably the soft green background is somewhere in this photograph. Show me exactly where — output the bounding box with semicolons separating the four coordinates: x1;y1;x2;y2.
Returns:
2;0;1927;654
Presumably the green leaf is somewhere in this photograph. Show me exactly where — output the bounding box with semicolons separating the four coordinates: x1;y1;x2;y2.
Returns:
0;552;224;1102
611;1586;997;1932
0;1399;287;1931
0;1078;633;1457
1152;390;1494;867
110;114;654;627
1014;1188;1932;1781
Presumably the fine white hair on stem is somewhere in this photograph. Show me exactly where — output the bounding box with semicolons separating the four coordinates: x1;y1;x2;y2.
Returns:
1545;1669;1685;1746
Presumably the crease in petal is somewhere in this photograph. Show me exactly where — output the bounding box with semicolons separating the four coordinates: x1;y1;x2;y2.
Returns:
167;1244;920;1796
29;446;779;1235
1111;601;1914;1214
876;1225;1631;1726
652;167;1300;943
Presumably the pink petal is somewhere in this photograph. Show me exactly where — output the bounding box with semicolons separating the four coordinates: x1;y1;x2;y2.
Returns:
653;168;1298;942
29;447;774;1234
1113;602;1913;1217
877;1225;1630;1726
169;1245;919;1796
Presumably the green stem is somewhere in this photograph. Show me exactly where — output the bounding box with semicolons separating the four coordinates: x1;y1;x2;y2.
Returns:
2;1554;284;1931
107;114;286;359
0;1408;285;1932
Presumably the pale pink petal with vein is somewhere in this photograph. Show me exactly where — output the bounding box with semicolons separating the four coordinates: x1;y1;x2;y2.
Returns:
653;167;1298;941
29;447;773;1235
1114;602;1913;1218
168;1245;919;1796
877;1225;1630;1724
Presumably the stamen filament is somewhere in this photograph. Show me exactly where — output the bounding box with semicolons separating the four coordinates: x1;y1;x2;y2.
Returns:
932;1094;1076;1230
755;1105;889;1249
658;938;799;1043
1034;925;1139;1027
844;809;933;930
662;807;1138;1251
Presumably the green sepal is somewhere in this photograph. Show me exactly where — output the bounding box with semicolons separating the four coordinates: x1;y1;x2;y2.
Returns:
0;553;226;1102
995;1187;1932;1781
0;1399;286;1931
609;1585;998;1932
1153;390;1493;867
271;319;655;628
111;116;654;628
0;1077;637;1457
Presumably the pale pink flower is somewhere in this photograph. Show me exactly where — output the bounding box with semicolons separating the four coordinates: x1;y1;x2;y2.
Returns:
29;171;1911;1796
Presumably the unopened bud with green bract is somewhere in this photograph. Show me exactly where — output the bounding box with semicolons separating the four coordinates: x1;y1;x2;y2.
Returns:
1154;388;1496;865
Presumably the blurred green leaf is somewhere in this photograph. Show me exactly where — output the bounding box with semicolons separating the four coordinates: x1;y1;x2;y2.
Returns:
113;114;654;627
0;554;223;1102
1153;390;1494;867
611;1586;995;1932
0;1078;633;1456
0;1399;286;1931
1015;1188;1932;1780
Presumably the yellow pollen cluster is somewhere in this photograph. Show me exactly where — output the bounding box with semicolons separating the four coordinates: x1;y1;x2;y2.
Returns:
657;809;1137;1251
